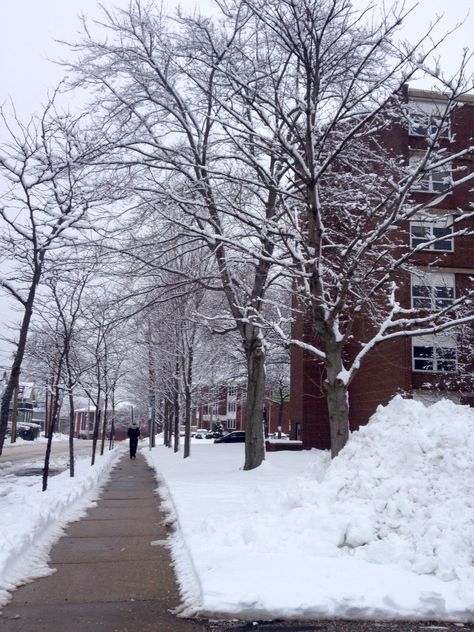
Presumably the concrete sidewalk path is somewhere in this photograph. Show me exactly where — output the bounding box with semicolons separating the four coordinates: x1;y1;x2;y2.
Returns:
0;453;208;632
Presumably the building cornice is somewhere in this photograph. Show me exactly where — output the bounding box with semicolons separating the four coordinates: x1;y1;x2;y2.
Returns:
408;87;474;105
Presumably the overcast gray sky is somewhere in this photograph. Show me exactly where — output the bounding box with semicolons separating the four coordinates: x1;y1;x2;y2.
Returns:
0;0;472;366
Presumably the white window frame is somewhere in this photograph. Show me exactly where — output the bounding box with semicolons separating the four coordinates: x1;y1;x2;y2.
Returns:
411;272;455;311
227;385;237;398
410;153;451;194
227;401;237;413
412;334;457;373
408;100;451;140
227;418;236;430
409;113;451;139
410;216;454;252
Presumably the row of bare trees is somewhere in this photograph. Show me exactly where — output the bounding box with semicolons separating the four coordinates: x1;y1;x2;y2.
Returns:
17;256;135;488
1;0;473;471
64;0;473;464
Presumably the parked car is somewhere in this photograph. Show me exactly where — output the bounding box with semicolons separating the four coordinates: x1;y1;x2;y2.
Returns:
194;432;207;439
214;431;245;443
206;431;223;439
18;427;36;441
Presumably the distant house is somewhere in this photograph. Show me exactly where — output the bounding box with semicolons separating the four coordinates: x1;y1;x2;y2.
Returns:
0;375;42;440
290;87;474;450
74;401;142;441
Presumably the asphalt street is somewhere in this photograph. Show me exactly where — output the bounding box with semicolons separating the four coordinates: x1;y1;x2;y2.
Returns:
208;620;473;632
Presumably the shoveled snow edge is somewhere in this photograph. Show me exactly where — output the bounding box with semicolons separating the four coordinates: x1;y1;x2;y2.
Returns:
142;449;203;617
0;447;125;610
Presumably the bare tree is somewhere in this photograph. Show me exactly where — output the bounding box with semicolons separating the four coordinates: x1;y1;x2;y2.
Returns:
74;294;132;465
23;263;92;488
0;101;96;454
65;2;287;470
65;0;473;464
47;259;94;475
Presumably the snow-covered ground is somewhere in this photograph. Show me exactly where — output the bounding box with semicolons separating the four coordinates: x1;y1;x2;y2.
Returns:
0;442;124;608
144;396;474;621
3;433;70;448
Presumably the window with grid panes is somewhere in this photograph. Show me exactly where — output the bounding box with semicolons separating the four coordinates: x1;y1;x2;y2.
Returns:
410;153;451;193
412;336;457;372
409;113;450;139
410;219;453;251
411;272;455;311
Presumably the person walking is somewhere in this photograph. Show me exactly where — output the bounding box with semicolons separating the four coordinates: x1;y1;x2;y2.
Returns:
127;420;140;459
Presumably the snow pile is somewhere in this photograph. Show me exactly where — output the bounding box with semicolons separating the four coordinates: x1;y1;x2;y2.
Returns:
144;396;474;621
319;396;474;581
0;446;124;608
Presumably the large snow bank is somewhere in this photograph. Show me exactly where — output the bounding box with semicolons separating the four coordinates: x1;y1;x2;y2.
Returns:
0;446;124;608
144;396;474;621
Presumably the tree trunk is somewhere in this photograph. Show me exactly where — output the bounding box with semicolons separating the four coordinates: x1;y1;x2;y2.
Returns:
244;340;266;471
173;355;180;453
164;399;171;448
183;385;191;459
42;361;63;491
323;342;350;458
100;392;109;456
0;280;39;454
91;390;101;466
109;422;115;452
147;319;157;449
45;371;55;439
173;386;179;454
42;399;58;492
10;383;19;444
68;387;75;477
44;385;50;438
325;379;350;458
109;391;115;451
183;348;193;459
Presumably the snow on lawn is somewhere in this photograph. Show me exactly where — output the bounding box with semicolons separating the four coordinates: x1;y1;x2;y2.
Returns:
0;445;125;608
144;396;474;621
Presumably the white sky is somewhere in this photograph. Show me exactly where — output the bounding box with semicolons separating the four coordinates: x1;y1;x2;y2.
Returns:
0;0;472;365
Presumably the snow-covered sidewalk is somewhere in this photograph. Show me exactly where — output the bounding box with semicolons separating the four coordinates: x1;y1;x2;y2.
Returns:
144;396;474;621
0;444;124;608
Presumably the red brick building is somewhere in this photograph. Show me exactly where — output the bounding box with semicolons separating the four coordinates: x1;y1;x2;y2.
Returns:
194;384;246;431
194;383;291;436
290;87;474;449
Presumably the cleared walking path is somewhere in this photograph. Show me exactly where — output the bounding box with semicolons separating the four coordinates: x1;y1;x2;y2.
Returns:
0;453;208;632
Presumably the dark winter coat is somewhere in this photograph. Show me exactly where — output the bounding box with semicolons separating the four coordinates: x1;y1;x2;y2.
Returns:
127;426;140;440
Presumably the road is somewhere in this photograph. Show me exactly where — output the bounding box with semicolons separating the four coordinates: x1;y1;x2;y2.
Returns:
0;440;103;476
209;621;473;631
